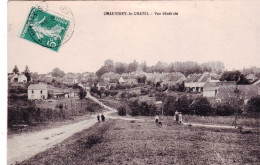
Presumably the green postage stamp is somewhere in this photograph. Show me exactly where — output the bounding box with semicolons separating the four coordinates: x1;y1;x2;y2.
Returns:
20;7;70;51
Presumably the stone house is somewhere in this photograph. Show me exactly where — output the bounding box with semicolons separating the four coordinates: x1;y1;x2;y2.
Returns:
28;83;48;100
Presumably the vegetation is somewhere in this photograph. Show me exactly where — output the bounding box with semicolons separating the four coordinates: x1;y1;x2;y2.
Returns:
18;119;260;165
117;105;127;116
12;65;19;74
51;68;65;78
220;70;250;84
79;88;87;108
23;65;31;82
96;60;225;77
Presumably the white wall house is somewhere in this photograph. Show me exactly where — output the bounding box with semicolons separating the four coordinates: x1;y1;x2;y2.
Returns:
28;83;48;100
11;74;27;83
119;77;126;84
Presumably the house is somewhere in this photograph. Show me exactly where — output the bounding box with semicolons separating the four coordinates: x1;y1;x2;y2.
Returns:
10;74;27;83
28;83;48;100
119;77;126;84
185;72;220;93
96;81;108;90
203;81;236;98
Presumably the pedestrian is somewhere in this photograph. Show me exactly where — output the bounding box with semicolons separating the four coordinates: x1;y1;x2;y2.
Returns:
174;111;179;122
101;113;105;122
176;112;179;122
97;114;100;122
155;115;159;124
179;112;182;123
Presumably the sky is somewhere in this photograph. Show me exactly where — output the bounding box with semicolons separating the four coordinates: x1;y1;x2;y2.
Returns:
8;1;260;74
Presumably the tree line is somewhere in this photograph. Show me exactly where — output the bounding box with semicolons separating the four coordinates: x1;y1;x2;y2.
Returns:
96;60;225;77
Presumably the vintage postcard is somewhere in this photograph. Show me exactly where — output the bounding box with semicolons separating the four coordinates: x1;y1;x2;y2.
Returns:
7;1;260;164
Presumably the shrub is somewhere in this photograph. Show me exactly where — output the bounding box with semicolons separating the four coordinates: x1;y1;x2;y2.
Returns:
247;96;260;113
190;97;212;116
128;99;139;116
85;102;102;112
215;104;235;116
163;96;177;116
117;105;127;116
176;96;191;114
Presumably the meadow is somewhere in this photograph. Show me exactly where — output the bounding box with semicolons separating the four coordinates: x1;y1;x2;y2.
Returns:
18;117;260;165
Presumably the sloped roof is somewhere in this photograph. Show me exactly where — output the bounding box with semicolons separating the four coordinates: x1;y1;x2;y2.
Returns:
28;83;47;90
200;74;211;82
185;74;198;83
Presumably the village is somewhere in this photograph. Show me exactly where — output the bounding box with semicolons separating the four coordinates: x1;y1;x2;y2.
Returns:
7;61;260;165
8;61;260;126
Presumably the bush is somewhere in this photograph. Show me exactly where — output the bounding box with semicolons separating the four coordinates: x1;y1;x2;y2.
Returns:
163;96;177;116
176;96;191;114
117;105;127;116
128;99;139;116
190;97;212;116
247;96;260;113
215;104;235;116
85;102;102;112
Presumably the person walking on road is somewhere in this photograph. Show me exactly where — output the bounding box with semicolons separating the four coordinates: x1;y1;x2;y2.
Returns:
174;111;179;122
97;114;100;122
101;113;105;122
175;111;179;122
179;112;182;123
155;115;159;124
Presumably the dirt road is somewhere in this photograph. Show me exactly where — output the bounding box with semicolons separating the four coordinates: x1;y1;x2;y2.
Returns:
8;94;111;165
7;94;140;165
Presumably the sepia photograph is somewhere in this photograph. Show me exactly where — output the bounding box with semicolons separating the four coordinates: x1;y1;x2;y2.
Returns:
6;0;260;164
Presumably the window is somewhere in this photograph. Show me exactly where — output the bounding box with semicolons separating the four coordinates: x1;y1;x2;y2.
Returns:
32;90;34;94
41;90;43;94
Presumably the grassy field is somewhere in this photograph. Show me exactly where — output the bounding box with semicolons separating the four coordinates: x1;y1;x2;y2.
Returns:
18;117;260;165
183;115;260;128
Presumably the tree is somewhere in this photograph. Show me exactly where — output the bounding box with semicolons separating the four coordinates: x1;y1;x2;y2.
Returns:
128;99;139;116
163;96;177;116
13;65;19;74
139;102;150;116
79;88;87;108
247;96;260;114
231;87;244;128
176;96;191;114
24;65;31;82
115;62;127;74
127;60;138;73
51;68;65;78
118;105;127;116
220;70;249;84
190;97;212;116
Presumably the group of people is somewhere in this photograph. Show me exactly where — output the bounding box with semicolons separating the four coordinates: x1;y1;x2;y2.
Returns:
154;111;183;125
97;113;105;122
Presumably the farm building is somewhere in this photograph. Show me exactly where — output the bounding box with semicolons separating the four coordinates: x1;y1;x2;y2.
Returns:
28;83;48;100
10;74;27;83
